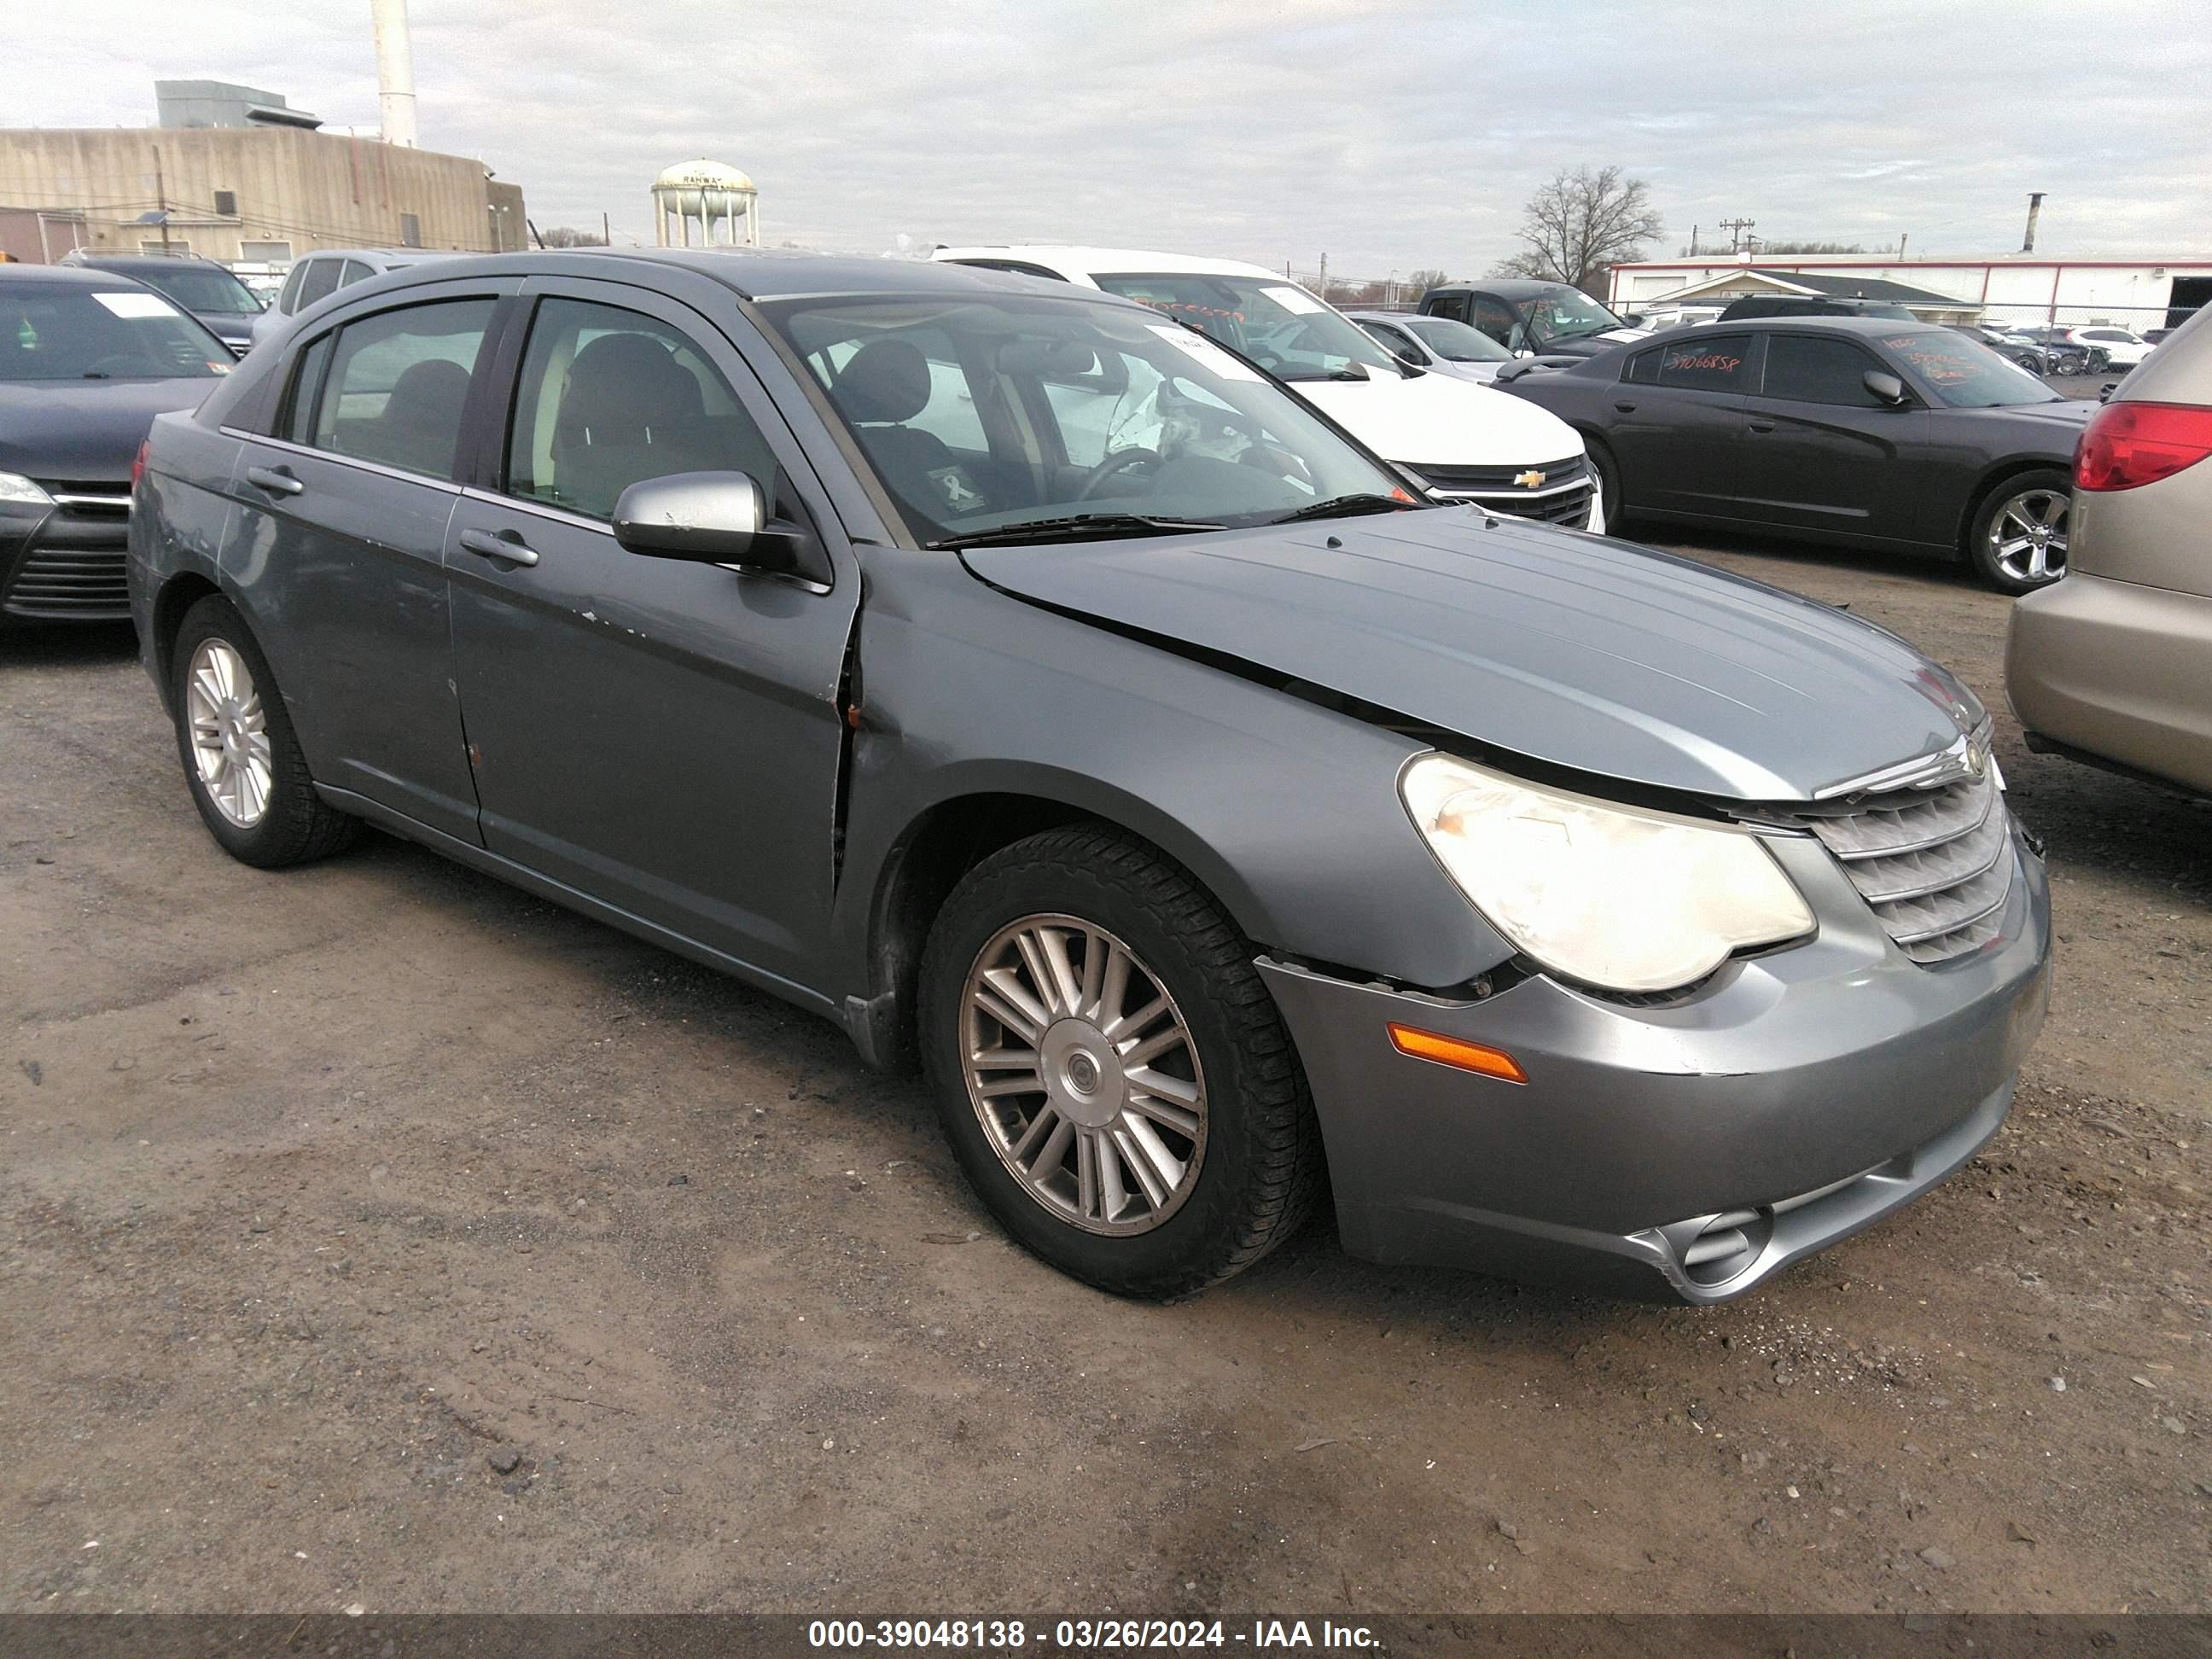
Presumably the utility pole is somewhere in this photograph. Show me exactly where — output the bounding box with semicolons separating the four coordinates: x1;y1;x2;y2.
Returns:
154;146;172;255
1719;217;1755;253
1690;224;1699;256
602;210;610;247
1318;251;1328;296
1898;231;1909;260
2022;192;2046;253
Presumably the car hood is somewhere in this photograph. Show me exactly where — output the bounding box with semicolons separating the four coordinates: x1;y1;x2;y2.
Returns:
1294;370;1586;468
0;377;218;481
963;509;1985;802
193;311;258;349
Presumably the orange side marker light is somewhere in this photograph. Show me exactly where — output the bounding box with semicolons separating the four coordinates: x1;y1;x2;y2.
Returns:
1387;1024;1527;1084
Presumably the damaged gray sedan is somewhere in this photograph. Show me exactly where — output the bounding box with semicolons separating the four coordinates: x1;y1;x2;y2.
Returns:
128;252;2051;1301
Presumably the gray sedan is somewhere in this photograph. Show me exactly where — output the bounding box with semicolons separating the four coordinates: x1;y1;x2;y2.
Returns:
1348;310;1516;384
128;251;2051;1301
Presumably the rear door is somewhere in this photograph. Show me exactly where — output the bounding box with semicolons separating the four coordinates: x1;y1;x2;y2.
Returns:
224;279;517;841
444;276;860;988
1735;331;1932;544
1609;333;1763;520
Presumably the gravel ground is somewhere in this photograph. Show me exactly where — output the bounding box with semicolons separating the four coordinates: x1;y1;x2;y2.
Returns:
3;532;2205;1616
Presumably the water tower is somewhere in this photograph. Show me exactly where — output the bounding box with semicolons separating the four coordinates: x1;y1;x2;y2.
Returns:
651;160;760;248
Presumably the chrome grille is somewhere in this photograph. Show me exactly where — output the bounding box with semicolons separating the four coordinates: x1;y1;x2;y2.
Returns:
1416;455;1595;526
1778;771;2017;964
4;480;133;620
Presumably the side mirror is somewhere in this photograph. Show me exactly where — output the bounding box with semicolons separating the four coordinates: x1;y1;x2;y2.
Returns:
611;470;811;575
1863;370;1908;405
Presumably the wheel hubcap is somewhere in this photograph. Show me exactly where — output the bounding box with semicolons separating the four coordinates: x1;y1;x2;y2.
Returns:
185;637;272;828
1988;487;2069;583
960;914;1207;1236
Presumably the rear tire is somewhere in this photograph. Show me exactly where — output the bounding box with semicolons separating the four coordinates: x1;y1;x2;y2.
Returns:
170;595;358;868
1966;469;2072;595
917;824;1324;1298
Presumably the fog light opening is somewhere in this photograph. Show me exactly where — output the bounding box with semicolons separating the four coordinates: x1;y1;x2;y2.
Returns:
1679;1207;1774;1286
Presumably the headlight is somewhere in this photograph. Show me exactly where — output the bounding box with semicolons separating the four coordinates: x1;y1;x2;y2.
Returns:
0;472;54;508
1400;754;1814;993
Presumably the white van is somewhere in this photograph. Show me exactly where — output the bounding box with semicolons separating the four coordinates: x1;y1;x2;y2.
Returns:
933;245;1605;532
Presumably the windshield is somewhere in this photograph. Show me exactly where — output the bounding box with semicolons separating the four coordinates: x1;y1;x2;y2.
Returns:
1086;272;1401;382
1515;288;1625;346
129;264;265;316
765;292;1414;544
1881;330;2060;409
0;287;231;381
1404;315;1513;363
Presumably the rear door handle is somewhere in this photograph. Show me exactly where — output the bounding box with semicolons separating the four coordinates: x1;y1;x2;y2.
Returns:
458;527;539;568
1613;400;1637;412
245;464;304;497
1748;420;1776;433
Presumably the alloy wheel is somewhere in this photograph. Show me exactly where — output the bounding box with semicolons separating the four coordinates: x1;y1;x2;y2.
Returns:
959;913;1208;1235
184;637;273;828
1987;486;2069;585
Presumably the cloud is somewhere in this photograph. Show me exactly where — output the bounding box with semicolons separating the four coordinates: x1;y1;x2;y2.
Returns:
3;0;2209;278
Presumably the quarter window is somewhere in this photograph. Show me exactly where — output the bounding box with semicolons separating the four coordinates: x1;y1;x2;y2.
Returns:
505;297;778;522
1761;335;1887;405
1655;335;1755;390
310;299;494;479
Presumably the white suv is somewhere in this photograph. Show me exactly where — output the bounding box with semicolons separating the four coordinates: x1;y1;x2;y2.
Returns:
2064;327;2155;372
247;247;457;351
934;245;1605;532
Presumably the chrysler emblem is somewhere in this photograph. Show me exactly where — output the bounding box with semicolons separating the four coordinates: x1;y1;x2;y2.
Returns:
1513;469;1546;489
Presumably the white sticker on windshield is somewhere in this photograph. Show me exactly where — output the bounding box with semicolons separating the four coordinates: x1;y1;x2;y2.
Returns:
1145;323;1261;381
1260;285;1325;315
92;290;179;319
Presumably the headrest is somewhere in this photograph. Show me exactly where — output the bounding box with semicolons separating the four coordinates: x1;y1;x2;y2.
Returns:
833;337;932;424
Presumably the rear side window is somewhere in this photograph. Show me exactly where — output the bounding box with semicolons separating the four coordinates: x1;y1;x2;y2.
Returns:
1761;335;1886;405
1655;334;1755;390
311;299;494;479
293;258;342;313
505;296;778;521
338;260;372;289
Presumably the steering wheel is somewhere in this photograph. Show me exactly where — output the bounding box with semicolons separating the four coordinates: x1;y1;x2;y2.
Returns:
1074;447;1162;501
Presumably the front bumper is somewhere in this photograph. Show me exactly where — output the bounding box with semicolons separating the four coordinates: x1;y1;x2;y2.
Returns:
1260;824;2051;1301
2;489;135;623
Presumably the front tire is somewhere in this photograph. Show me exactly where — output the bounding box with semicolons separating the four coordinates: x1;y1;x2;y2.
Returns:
1586;437;1624;529
1967;470;2072;595
170;595;358;867
917;825;1324;1298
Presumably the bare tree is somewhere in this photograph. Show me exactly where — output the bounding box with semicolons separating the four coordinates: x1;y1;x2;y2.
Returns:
1490;166;1662;296
1404;266;1452;295
538;225;608;247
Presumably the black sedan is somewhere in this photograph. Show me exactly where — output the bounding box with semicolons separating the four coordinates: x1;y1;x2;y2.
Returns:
2;264;232;623
1496;317;2093;592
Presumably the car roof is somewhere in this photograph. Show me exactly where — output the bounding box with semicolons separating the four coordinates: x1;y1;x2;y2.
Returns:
323;247;1119;306
1663;315;1940;338
65;251;231;271
932;244;1285;281
0;263;161;289
1427;279;1587;299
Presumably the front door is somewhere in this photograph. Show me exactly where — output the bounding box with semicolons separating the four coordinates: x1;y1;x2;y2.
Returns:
1735;332;1930;544
444;281;859;990
224;288;505;841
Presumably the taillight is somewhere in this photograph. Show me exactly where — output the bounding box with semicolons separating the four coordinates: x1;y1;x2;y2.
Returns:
2075;401;2212;492
131;439;149;493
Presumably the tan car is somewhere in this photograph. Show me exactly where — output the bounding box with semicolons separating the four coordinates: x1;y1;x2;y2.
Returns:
2008;308;2212;797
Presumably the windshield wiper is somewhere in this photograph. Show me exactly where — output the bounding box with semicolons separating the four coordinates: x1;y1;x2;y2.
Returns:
927;512;1225;550
1278;364;1372;382
1270;493;1418;525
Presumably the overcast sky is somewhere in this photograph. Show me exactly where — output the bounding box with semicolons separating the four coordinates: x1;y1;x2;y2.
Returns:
8;0;2209;278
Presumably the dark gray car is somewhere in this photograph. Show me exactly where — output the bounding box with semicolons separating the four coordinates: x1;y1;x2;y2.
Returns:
128;252;2051;1302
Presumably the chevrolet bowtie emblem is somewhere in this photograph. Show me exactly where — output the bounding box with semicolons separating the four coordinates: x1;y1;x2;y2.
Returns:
1513;469;1546;489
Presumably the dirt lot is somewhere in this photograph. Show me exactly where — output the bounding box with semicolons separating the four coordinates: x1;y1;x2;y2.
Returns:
3;533;2206;1616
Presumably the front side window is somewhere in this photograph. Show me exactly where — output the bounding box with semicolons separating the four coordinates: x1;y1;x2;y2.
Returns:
1406;315;1514;363
1358;318;1424;363
506;297;777;522
1655;334;1756;391
0;287;230;381
1760;335;1888;406
1878;331;2058;408
765;291;1411;545
1088;272;1399;382
1515;288;1626;348
311;299;493;478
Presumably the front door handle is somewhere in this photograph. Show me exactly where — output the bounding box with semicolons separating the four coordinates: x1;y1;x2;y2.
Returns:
458;527;539;568
1613;399;1637;412
1748;420;1776;434
245;464;304;497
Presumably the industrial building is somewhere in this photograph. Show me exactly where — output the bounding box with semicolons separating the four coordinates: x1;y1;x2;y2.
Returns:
0;79;526;266
1608;254;2212;333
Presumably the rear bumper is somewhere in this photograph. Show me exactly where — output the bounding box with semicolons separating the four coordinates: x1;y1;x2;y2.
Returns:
2008;571;2212;799
2;495;134;624
1260;826;2052;1302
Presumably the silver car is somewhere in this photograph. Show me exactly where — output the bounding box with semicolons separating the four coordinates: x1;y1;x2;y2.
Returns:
1348;311;1516;385
129;251;2051;1303
2009;307;2212;797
